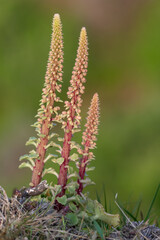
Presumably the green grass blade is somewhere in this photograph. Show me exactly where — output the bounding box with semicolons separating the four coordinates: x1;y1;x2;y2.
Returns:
145;183;160;221
131;198;142;220
93;220;105;240
135;199;142;220
96;191;101;204
118;202;138;222
103;184;107;212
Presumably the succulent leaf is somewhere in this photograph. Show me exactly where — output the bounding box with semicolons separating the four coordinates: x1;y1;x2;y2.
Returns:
51;157;64;165
19;162;33;171
69;153;79;161
93;200;120;227
48;133;59;140
44;154;54;163
67;172;78;179
66;213;79;226
56;195;67;205
19;154;29;161
69;202;77;212
42;168;59;178
85;166;95;172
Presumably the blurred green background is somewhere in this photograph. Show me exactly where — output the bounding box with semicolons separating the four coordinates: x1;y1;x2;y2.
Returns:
0;0;160;215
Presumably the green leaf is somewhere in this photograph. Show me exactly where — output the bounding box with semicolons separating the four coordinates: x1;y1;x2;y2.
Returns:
145;183;160;221
54;185;62;195
78;211;88;219
86;166;95;172
29;150;37;154
56;195;67;205
70;153;79;161
37;133;46;138
119;204;137;222
93;200;120;227
57;137;64;142
67;185;76;194
41;116;47;121
93;221;104;240
65;166;74;174
29;153;39;159
80;178;95;186
69;202;77;212
27;159;35;167
44;154;58;163
31;122;39;127
26;137;38;147
67;172;78;179
26;142;37;147
86;199;95;214
29;137;37;141
72;129;81;134
45;142;62;150
52;142;62;149
19;155;35;166
66;213;79;226
70;141;81;150
48;133;58;140
67;182;79;193
44;154;53;163
75;195;85;207
19;162;33;171
42;168;58;178
56;157;64;165
56;149;61;154
19;154;29;161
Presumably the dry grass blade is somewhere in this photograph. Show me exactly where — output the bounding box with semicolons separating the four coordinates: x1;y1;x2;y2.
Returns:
115;195;150;240
0;186;90;239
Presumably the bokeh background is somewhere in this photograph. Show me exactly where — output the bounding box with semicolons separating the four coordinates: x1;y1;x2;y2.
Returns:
0;0;160;215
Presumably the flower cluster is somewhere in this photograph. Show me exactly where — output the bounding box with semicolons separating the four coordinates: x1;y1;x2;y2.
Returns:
20;14;98;201
18;14;121;227
77;93;100;194
57;27;88;197
19;14;63;187
82;93;99;148
31;14;63;187
62;27;88;130
36;13;63;132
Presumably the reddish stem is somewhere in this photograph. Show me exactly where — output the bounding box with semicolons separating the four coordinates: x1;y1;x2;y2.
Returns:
57;96;76;197
55;103;75;210
77;142;89;194
31;81;56;187
57;122;73;197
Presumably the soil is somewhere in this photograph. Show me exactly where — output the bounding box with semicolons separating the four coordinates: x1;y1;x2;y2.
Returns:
107;221;160;240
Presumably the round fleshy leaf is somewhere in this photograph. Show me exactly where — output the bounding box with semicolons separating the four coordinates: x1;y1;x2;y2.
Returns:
56;195;67;205
66;213;79;226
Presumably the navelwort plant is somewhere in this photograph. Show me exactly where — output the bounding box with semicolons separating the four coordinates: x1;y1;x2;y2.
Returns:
19;13;120;227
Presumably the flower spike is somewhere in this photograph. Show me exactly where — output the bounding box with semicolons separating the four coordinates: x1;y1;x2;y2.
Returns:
77;93;100;194
30;14;63;187
57;27;88;197
18;15;120;226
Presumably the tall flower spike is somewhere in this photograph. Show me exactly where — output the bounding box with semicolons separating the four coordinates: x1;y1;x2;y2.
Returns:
77;93;100;195
57;27;88;197
30;14;63;187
